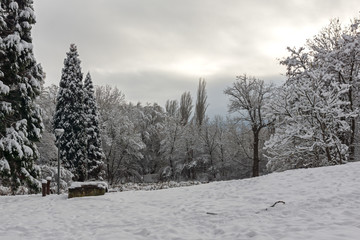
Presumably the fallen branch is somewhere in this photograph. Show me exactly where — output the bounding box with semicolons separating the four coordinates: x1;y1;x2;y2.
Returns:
258;201;286;213
206;212;218;215
270;201;285;207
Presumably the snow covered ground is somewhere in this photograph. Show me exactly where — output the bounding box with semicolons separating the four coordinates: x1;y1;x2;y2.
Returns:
1;163;360;240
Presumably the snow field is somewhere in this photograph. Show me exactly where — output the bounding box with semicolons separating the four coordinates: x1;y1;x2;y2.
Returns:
1;162;360;240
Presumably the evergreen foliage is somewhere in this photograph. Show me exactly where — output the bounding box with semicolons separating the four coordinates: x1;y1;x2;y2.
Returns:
53;44;87;181
0;0;44;193
83;72;105;180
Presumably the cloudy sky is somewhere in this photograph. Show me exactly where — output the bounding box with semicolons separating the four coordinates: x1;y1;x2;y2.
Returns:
32;0;359;117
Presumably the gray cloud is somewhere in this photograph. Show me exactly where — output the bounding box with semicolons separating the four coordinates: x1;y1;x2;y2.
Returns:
32;0;360;116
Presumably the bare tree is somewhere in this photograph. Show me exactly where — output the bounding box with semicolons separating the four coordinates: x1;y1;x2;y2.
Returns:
224;74;274;177
165;99;179;117
95;85;125;122
195;78;208;126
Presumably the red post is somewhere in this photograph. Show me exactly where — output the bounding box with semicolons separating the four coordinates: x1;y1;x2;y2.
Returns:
42;179;47;197
46;177;51;195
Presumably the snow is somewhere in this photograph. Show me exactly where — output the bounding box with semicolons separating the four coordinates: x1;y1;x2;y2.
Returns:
0;158;10;172
9;2;18;11
1;162;360;240
19;7;35;20
4;33;20;49
69;181;108;190
23;145;34;157
111;181;202;192
6;138;24;159
0;80;9;94
0;101;12;115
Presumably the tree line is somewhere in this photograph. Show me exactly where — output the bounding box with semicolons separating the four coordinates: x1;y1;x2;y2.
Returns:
38;77;263;186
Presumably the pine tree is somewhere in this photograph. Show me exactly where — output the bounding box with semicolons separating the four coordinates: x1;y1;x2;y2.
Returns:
0;0;44;193
83;72;105;180
53;44;87;181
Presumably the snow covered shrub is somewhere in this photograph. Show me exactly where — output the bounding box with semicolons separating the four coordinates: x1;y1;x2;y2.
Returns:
111;181;203;192
0;185;11;196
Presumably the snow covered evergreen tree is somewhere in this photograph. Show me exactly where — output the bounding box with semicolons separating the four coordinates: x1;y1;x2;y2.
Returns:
53;44;87;181
83;72;105;180
0;0;44;193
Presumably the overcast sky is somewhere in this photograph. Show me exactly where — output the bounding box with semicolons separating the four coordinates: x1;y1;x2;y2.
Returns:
32;0;359;117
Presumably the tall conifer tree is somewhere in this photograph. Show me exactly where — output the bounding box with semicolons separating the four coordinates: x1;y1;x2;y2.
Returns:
195;78;208;127
83;72;105;180
53;44;87;181
0;0;44;193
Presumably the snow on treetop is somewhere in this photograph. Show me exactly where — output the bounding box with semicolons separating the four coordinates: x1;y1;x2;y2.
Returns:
69;181;108;190
69;43;77;52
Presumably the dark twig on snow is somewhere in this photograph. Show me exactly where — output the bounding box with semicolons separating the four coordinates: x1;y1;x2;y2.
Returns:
257;201;286;213
206;212;218;215
270;201;286;207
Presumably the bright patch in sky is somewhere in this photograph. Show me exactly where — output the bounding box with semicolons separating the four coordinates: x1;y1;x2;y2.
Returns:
170;57;222;76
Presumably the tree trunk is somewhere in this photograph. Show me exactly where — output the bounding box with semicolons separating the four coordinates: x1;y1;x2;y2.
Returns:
349;117;355;161
252;130;260;177
325;146;332;165
347;80;355;162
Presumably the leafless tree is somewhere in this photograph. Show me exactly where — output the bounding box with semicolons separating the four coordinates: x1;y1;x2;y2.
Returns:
224;74;274;177
165;99;179;117
95;85;125;122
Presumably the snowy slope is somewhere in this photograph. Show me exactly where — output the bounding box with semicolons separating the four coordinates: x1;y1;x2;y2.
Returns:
1;163;360;240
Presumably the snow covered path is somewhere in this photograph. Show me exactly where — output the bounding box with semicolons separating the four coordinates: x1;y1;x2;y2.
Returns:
1;163;360;240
